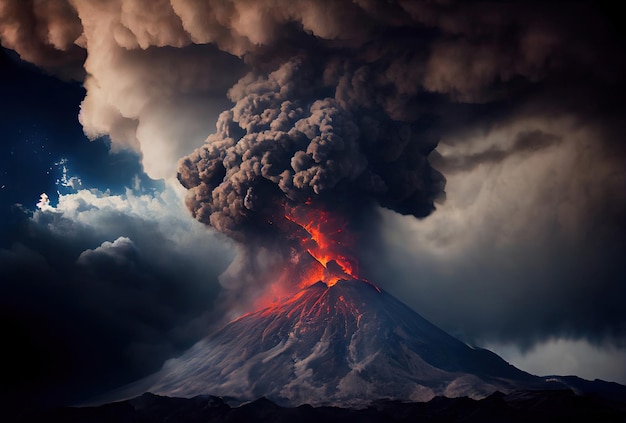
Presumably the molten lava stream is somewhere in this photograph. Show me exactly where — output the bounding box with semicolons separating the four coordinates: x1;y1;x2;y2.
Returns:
284;206;364;288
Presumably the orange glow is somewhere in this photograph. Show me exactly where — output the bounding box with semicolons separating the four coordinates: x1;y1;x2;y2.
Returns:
285;204;360;288
244;203;381;313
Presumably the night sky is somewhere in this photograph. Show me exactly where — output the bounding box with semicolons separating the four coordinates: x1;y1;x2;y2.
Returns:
1;0;625;410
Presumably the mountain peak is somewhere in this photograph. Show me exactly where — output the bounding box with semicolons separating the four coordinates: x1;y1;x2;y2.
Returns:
145;280;544;406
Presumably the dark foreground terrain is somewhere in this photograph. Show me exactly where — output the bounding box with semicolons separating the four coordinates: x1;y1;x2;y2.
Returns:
10;389;626;423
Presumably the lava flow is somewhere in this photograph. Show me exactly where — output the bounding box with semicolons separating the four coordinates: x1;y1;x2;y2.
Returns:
284;203;360;288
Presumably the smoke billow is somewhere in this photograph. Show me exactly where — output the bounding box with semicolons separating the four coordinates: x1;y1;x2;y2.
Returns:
177;57;445;243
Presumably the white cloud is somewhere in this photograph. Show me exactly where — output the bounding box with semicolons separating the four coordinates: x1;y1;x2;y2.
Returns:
36;193;55;211
77;236;138;266
55;157;83;190
487;338;626;384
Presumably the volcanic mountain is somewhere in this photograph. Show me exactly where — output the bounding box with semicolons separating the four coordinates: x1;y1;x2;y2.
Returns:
145;278;548;407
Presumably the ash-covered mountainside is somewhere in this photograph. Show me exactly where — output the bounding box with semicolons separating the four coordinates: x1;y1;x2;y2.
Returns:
146;279;546;406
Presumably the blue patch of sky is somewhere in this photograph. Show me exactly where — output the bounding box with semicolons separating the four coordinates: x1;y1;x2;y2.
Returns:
0;48;163;230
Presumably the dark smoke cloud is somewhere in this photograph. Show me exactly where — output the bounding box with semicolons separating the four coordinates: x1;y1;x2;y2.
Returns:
178;57;445;243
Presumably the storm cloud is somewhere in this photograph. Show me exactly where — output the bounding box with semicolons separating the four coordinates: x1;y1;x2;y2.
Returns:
0;187;233;408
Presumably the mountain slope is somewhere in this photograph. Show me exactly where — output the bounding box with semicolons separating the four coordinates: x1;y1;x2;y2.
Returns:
147;279;544;406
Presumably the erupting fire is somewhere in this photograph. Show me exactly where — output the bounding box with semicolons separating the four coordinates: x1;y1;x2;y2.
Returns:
285;203;360;288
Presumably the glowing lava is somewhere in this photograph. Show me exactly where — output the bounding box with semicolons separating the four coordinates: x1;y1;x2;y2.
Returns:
285;203;360;288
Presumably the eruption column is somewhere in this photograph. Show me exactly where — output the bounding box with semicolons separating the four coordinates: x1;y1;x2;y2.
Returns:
176;58;444;306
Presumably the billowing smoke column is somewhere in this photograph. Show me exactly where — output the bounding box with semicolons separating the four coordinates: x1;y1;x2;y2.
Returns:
177;56;445;292
0;0;448;299
5;0;622;315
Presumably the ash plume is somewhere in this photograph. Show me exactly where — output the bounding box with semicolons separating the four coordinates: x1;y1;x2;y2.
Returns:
175;52;447;309
177;57;445;242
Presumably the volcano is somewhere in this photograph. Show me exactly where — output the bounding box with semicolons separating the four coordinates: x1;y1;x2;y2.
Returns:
145;279;546;407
